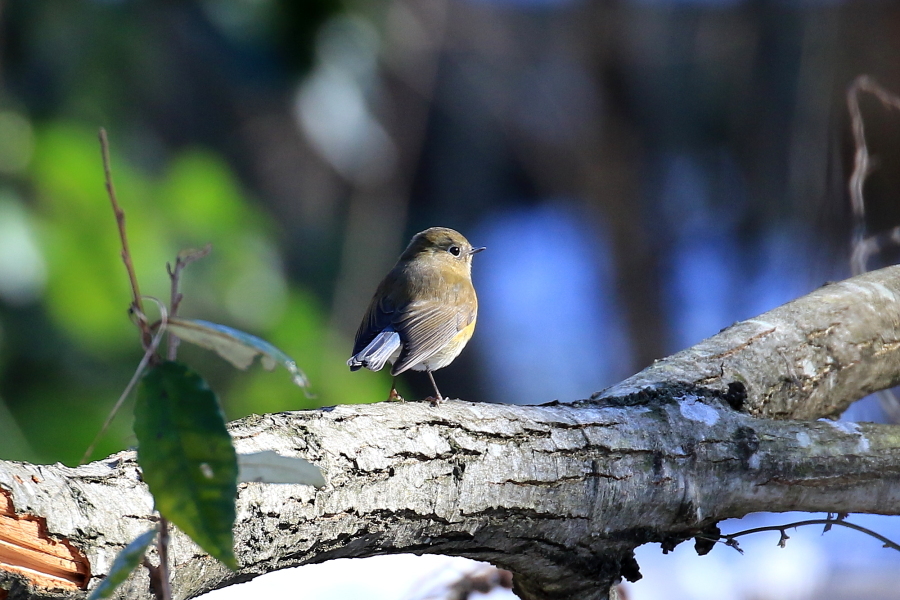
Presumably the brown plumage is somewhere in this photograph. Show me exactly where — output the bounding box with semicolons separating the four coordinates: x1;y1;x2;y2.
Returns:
347;227;484;401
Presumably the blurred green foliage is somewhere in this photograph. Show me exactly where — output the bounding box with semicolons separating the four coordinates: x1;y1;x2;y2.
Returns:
0;120;389;466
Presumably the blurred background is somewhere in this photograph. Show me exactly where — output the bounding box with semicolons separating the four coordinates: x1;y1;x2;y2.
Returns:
2;0;900;598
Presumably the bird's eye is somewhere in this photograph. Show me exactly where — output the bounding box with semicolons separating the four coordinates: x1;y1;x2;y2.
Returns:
449;246;461;256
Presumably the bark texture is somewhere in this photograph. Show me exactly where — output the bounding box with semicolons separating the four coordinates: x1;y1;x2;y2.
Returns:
598;266;900;419
2;266;900;600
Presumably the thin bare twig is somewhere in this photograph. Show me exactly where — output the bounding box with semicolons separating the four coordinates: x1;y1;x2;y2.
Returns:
847;76;900;275
99;128;152;349
165;245;212;360
156;517;172;600
445;566;512;600
707;517;900;554
155;245;211;597
140;557;164;600
846;76;900;422
850;225;900;275
80;299;169;465
100;128;175;600
406;564;512;600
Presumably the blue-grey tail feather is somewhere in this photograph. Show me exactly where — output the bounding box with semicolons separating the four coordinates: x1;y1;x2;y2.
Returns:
347;330;401;372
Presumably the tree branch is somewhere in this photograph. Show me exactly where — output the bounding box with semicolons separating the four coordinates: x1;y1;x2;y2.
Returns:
3;266;900;600
2;399;900;600
598;265;900;419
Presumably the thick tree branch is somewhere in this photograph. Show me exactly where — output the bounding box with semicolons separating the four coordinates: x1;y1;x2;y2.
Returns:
2;400;900;600
598;265;900;419
2;266;900;600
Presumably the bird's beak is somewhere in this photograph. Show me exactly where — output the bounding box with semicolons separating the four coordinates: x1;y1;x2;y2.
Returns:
469;246;486;255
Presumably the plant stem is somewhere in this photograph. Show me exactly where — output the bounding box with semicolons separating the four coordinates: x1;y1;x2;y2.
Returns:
157;517;172;600
99;128;152;348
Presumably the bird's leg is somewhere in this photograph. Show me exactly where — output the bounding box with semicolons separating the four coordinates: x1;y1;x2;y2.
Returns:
426;370;443;405
387;377;404;402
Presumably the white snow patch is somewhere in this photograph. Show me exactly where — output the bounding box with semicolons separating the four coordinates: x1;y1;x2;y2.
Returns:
795;432;811;447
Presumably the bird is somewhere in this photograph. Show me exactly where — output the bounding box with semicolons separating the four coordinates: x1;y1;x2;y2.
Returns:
347;227;485;403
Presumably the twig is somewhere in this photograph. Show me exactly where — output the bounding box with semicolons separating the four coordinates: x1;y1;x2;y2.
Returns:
165;245;211;360
846;76;900;422
140;557;164;600
156;517;172;600
850;225;900;277
99;128;152;349
100;128;175;600
847;76;900;275
79;299;168;465
706;517;900;554
445;566;512;600
156;246;210;596
149;247;209;600
405;564;512;600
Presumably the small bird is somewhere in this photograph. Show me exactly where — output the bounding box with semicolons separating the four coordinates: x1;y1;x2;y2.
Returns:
347;227;485;402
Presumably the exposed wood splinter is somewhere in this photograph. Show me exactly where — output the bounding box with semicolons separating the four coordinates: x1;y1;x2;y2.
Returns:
0;489;90;590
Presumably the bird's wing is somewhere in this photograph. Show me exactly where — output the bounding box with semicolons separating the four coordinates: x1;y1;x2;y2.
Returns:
390;298;476;375
347;329;400;371
350;281;398;359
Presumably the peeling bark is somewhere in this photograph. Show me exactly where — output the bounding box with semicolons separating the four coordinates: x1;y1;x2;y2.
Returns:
2;266;900;600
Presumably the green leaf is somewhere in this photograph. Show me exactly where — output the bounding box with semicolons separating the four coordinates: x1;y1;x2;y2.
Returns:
87;529;156;600
166;317;311;393
134;361;238;569
237;451;326;486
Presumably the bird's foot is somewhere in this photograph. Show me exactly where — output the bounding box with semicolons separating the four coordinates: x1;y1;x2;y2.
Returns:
387;387;405;402
424;395;444;406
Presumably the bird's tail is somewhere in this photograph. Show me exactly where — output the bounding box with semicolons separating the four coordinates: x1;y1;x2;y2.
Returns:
347;330;401;372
